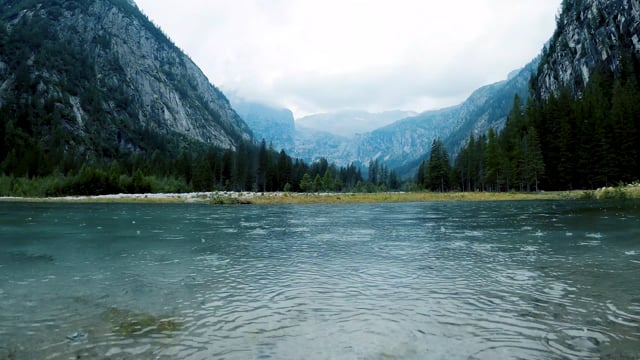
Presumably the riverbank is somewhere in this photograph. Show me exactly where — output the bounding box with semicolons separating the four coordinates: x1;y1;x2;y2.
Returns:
1;184;639;204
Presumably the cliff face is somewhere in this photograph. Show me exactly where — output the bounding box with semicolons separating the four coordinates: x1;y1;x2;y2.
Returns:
0;0;252;156
535;0;640;99
231;99;295;151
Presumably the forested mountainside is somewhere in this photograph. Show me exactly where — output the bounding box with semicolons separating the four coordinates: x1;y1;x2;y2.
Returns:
0;0;385;196
0;0;252;179
234;61;534;176
423;0;640;192
534;0;640;99
381;59;537;177
528;0;640;190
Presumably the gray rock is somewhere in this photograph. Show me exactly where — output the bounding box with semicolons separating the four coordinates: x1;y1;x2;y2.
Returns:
535;0;640;99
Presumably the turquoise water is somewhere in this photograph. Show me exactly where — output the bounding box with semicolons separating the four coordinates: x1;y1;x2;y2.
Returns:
1;201;639;359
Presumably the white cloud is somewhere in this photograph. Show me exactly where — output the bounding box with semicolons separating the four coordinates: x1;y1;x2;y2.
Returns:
135;0;561;118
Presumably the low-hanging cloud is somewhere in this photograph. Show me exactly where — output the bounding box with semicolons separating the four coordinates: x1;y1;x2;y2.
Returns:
272;64;488;114
135;0;561;117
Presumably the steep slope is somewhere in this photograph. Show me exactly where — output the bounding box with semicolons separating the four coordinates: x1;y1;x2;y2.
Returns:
0;0;252;171
354;107;459;169
534;0;640;99
525;0;640;189
442;58;539;154
364;60;537;175
231;99;295;151
293;126;353;165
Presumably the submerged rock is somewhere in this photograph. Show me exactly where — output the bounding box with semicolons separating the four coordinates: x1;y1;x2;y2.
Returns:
6;251;54;264
66;331;88;343
101;307;182;336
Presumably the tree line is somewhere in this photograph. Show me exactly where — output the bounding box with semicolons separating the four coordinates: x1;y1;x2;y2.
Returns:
0;126;404;196
1;5;408;196
416;54;640;192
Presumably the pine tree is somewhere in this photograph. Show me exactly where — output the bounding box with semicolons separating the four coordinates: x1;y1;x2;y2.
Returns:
427;139;451;192
277;150;293;191
416;160;427;189
322;170;334;192
610;78;639;183
485;128;502;192
257;139;268;192
300;173;312;193
522;127;545;192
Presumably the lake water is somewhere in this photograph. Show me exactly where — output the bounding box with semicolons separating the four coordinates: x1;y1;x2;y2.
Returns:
1;200;639;359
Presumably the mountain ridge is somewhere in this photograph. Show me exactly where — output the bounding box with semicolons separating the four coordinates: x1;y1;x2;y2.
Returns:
235;62;536;176
0;0;252;173
296;110;418;138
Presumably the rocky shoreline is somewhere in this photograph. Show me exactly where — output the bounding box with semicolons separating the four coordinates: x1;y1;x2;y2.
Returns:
1;185;639;205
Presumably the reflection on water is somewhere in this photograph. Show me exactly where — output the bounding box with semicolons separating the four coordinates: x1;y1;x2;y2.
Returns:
0;201;639;359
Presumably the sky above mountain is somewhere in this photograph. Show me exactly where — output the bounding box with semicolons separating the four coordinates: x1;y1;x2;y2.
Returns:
135;0;560;118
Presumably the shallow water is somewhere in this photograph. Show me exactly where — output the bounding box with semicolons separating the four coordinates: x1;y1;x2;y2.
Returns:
1;201;639;359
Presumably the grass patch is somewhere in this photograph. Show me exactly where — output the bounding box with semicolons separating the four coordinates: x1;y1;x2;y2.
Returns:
561;183;640;201
102;307;182;337
208;194;251;205
238;191;563;205
3;183;640;205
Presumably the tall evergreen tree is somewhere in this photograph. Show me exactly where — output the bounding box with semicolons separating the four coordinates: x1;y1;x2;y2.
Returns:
485;128;503;192
427;139;451;192
257;139;268;192
521;127;545;192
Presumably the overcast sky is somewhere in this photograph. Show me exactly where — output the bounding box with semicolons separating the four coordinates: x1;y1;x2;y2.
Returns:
134;0;561;118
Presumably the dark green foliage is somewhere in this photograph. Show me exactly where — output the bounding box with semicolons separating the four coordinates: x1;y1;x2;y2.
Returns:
445;53;640;192
0;0;256;196
418;139;451;192
534;61;640;190
452;133;487;192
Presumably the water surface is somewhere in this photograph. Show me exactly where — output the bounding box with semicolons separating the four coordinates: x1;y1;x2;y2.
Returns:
1;201;639;359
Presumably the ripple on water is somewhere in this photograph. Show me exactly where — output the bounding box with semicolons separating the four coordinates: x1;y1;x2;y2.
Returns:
495;269;539;286
2;201;640;359
585;232;604;239
578;240;601;246
606;302;640;328
544;326;614;360
469;345;550;360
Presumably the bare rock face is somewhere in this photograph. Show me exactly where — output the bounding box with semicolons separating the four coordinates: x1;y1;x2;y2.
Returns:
0;0;252;153
535;0;640;99
231;99;296;151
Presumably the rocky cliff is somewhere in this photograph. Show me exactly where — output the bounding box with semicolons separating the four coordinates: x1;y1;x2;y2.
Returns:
231;99;295;151
0;0;252;159
534;0;640;99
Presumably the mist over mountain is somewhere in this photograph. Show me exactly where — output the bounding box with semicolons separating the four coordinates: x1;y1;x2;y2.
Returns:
3;0;638;192
296;110;417;138
235;62;535;176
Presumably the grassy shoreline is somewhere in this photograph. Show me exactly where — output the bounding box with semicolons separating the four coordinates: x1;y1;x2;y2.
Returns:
1;184;639;205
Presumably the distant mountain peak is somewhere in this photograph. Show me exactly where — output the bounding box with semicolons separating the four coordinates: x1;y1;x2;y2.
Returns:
296;110;418;138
